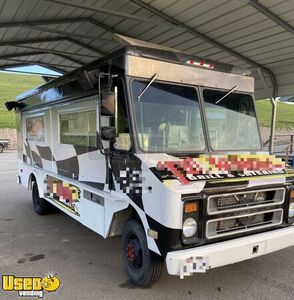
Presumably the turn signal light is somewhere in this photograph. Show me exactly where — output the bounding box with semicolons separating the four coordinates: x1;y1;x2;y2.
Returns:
290;190;294;199
184;201;198;213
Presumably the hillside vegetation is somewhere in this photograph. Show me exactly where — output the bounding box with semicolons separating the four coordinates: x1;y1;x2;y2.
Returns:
255;100;294;130
0;72;43;128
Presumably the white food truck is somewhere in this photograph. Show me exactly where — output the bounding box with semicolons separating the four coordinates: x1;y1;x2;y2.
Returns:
6;37;294;287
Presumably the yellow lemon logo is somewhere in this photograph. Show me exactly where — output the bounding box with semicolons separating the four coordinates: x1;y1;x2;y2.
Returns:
41;275;61;292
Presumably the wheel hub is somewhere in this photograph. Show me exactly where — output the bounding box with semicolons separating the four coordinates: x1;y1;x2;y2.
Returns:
126;242;136;261
125;238;142;268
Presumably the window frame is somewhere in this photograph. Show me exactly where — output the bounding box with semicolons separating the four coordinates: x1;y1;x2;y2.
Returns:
128;77;208;155
25;113;46;143
58;107;97;147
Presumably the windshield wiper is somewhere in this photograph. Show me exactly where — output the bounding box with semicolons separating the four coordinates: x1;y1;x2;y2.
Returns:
215;85;238;104
137;73;158;101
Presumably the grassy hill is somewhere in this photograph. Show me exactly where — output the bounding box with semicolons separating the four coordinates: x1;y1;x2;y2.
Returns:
0;72;44;128
0;72;293;130
255;100;294;130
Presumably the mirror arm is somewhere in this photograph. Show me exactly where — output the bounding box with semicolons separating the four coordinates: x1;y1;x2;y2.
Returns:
114;85;118;135
97;71;119;156
97;72;105;155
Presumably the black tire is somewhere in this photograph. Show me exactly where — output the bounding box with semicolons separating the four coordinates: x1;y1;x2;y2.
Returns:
0;144;4;153
121;219;163;287
32;181;52;215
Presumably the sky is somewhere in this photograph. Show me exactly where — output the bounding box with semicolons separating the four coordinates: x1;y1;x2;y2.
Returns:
5;65;62;76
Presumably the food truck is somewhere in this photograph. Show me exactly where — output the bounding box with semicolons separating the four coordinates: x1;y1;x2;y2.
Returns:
6;36;294;287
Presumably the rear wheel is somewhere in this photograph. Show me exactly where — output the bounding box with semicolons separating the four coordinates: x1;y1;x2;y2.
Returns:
0;144;4;153
32;181;52;215
121;219;163;287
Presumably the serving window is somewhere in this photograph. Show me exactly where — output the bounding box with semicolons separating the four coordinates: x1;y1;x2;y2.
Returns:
26;115;45;142
59;110;96;147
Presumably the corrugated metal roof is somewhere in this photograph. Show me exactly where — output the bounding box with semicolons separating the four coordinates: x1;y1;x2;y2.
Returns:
0;0;293;98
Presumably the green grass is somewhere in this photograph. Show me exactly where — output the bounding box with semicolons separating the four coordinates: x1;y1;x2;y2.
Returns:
255;100;294;130
0;72;44;128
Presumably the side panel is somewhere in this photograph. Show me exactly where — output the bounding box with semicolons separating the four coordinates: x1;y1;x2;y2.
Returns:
18;91;163;255
19;97;112;237
50;98;106;185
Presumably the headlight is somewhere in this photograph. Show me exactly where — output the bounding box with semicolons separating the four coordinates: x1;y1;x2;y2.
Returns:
288;189;294;223
289;201;294;219
183;218;197;238
288;188;294;223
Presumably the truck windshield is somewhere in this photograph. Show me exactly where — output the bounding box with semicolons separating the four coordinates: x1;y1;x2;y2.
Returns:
203;89;261;150
131;80;205;153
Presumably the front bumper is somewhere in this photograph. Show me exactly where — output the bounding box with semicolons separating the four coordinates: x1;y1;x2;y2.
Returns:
166;226;294;278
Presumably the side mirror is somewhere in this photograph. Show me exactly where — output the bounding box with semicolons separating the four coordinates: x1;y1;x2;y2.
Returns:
101;126;116;141
101;91;115;116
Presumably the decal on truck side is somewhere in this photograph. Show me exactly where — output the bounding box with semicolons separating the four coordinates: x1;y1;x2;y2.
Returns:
44;176;80;215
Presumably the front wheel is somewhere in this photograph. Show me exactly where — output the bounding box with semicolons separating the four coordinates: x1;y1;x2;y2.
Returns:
121;219;163;287
0;144;4;153
32;181;52;215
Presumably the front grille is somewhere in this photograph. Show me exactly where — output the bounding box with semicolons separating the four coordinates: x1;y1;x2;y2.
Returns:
207;188;285;215
206;209;283;239
205;188;285;239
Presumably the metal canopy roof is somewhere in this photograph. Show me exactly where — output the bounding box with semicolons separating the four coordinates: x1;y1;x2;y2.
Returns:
0;0;293;99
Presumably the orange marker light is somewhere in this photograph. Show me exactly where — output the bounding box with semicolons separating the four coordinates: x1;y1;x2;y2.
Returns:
290;190;294;199
184;202;198;213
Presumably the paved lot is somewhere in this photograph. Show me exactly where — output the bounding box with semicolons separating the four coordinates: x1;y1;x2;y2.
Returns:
1;151;294;299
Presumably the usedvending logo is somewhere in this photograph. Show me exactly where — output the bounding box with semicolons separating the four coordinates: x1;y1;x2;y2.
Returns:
2;273;61;298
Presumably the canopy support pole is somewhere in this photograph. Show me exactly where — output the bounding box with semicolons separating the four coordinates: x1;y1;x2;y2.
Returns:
256;68;278;154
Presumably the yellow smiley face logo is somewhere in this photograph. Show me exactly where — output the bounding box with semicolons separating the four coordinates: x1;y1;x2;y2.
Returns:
41;275;61;292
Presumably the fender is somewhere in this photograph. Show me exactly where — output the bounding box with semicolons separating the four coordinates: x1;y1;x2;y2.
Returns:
104;195;161;255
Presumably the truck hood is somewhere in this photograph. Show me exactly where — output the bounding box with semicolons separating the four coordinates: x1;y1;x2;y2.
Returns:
136;153;287;193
